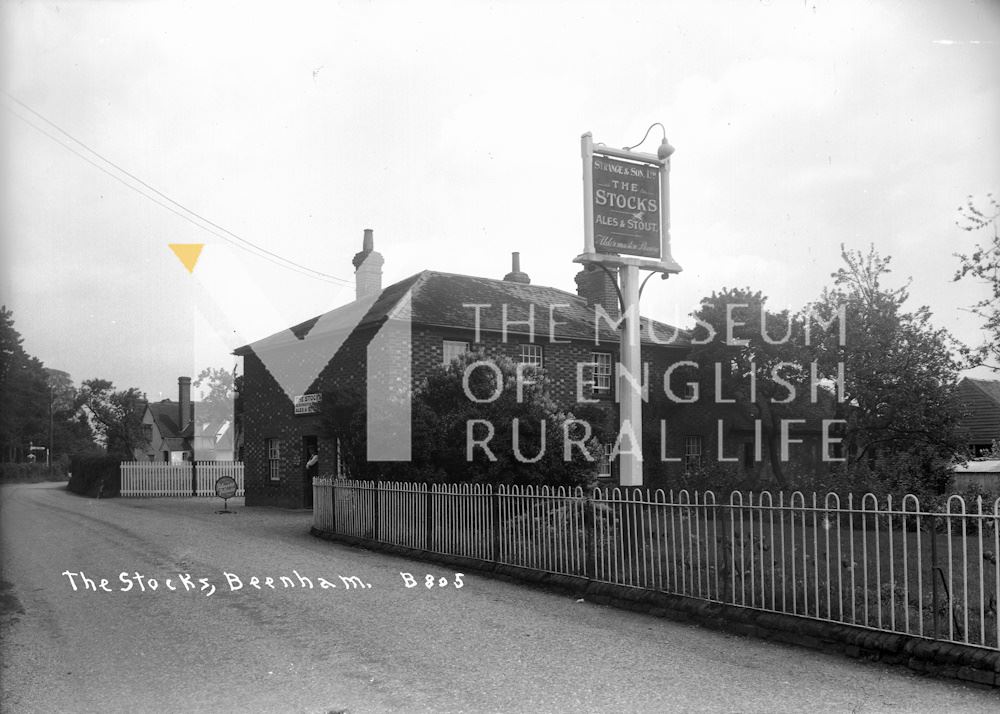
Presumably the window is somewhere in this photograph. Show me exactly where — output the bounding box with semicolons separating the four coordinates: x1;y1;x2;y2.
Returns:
520;343;543;367
442;340;469;366
972;443;993;457
597;443;613;479
591;351;613;394
684;435;703;470
267;438;281;481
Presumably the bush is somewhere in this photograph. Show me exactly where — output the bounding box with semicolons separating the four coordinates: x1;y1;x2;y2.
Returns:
662;455;991;510
67;455;121;497
0;461;69;483
663;462;748;495
323;350;603;487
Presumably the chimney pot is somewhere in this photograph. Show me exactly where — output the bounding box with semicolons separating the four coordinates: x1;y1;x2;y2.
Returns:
178;376;192;432
353;228;384;299
502;251;531;284
575;265;620;318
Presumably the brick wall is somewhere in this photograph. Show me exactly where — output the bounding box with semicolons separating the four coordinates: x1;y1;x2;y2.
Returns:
242;325;372;508
242;317;831;506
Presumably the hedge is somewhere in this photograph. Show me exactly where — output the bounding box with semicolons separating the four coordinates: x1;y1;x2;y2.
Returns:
67;455;121;498
0;462;69;483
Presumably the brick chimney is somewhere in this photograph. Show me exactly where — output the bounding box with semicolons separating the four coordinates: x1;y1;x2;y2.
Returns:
502;251;530;284
352;228;384;300
574;265;620;319
178;376;191;431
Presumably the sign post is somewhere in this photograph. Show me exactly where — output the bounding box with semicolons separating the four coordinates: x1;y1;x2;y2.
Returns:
215;475;238;514
577;129;682;487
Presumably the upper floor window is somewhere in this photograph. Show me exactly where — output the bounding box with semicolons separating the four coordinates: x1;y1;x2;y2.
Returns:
591;351;613;394
520;343;543;367
442;340;469;366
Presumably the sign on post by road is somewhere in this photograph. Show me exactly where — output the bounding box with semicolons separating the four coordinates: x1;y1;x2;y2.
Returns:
578;131;682;273
215;475;237;514
577;128;683;488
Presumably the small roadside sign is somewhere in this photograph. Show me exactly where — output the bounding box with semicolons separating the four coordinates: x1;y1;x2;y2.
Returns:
215;475;237;514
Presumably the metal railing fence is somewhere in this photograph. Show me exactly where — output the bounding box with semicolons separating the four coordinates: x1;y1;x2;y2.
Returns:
313;479;1000;651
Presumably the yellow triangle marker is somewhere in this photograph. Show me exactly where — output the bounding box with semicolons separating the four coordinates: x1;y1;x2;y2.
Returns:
168;243;204;273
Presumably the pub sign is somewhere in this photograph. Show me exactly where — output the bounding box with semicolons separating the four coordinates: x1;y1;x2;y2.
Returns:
592;156;662;259
293;393;322;415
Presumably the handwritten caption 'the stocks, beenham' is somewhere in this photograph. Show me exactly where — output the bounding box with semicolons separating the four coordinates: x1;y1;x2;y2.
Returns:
61;570;465;597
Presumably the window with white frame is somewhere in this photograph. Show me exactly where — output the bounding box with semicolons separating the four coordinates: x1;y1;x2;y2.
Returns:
597;442;613;479
442;340;469;366
267;438;281;481
520;343;543;367
684;435;703;470
591;351;613;394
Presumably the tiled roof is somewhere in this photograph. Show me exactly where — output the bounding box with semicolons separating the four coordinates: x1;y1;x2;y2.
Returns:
148;400;196;440
237;270;688;354
160;436;190;452
968;378;1000;405
957;378;1000;444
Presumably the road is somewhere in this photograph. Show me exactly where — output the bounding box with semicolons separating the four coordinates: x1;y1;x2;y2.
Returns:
1;482;998;713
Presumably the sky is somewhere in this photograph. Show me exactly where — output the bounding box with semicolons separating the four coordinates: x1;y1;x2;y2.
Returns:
1;0;998;402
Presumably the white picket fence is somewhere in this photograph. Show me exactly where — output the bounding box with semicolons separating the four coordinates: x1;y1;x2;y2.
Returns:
120;461;245;498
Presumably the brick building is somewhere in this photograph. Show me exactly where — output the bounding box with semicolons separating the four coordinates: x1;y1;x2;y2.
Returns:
236;230;833;508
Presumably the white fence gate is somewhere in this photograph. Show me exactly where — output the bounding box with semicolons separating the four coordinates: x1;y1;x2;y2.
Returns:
120;461;245;497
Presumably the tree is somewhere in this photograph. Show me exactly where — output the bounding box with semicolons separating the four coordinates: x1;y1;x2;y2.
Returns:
808;246;966;488
0;306;51;461
193;366;236;426
0;308;98;463
954;192;1000;370
45;368;98;462
685;287;811;489
324;351;602;486
77;379;147;460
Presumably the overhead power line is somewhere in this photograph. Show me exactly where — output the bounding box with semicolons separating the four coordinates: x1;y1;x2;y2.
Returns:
2;92;353;286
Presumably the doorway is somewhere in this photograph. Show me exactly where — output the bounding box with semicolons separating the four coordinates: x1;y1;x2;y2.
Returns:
302;435;318;509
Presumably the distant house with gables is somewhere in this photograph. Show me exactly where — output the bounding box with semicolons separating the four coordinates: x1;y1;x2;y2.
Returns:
135;376;234;462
